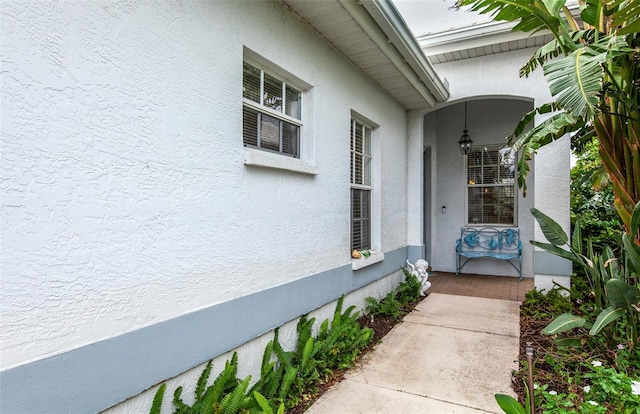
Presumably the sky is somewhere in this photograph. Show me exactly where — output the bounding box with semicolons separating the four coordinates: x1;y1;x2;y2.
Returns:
391;0;491;37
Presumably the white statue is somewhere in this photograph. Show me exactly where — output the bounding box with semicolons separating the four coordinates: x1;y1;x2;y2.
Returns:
407;259;431;296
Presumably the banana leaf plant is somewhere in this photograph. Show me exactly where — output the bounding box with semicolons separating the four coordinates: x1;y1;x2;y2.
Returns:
531;203;640;349
455;0;640;241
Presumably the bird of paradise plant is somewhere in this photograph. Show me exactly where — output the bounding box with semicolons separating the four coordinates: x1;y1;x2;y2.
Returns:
455;0;639;241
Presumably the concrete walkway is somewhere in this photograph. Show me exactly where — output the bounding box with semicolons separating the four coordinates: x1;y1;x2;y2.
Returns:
305;293;521;413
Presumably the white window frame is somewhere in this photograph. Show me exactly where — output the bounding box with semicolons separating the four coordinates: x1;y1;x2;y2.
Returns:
465;144;517;226
241;48;315;175
350;118;373;252
242;61;302;158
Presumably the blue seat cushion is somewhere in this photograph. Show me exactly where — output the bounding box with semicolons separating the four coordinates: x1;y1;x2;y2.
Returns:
459;251;519;260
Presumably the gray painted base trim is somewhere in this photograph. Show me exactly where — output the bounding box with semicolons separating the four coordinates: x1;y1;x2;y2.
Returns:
407;244;425;264
0;246;409;414
533;250;572;276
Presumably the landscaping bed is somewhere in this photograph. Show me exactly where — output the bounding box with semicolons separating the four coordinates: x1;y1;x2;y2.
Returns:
286;294;427;414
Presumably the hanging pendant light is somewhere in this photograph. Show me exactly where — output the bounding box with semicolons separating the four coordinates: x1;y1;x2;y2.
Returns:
458;102;473;155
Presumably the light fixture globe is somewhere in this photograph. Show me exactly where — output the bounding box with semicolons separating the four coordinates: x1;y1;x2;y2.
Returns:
458;102;473;155
459;130;472;155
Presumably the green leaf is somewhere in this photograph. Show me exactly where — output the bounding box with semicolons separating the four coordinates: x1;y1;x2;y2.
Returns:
511;112;584;196
553;337;584;347
530;241;577;264
542;313;586;335
543;46;605;120
150;384;166;414
630;201;640;236
530;208;569;246
589;307;625;335
253;391;274;414
611;0;640;35
623;234;640;275
571;220;582;254
455;0;566;40
495;393;526;414
605;278;640;309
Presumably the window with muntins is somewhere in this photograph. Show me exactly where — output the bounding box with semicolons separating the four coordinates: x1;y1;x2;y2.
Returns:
242;61;302;158
351;119;372;251
466;145;516;225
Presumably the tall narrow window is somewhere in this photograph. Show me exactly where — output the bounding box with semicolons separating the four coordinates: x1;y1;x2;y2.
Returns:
242;61;302;158
351;119;372;251
466;145;516;225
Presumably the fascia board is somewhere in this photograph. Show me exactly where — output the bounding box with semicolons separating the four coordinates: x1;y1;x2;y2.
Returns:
361;0;449;103
341;0;449;106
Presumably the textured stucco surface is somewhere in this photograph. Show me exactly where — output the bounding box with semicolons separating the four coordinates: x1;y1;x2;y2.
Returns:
1;0;410;373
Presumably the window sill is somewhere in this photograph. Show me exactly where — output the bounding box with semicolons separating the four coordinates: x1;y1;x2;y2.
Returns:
243;148;318;175
351;252;384;270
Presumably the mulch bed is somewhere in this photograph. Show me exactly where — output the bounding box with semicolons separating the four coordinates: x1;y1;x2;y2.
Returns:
286;295;428;414
514;313;602;410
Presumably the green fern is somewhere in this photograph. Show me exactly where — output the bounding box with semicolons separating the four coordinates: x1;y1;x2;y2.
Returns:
172;386;191;414
278;366;298;401
150;384;166;414
253;391;285;414
195;361;213;401
219;376;251;414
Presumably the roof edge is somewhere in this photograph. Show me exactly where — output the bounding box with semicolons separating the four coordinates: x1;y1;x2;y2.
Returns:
361;0;449;103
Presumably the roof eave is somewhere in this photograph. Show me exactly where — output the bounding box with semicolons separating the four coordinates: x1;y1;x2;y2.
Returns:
360;0;450;104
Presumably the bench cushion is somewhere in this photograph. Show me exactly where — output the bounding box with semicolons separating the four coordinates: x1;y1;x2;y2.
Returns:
458;251;520;260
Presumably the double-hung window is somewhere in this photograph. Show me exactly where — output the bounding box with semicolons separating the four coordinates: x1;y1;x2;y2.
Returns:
350;119;372;251
466;145;516;225
242;61;302;158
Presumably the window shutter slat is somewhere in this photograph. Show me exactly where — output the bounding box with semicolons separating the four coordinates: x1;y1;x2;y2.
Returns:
242;107;258;147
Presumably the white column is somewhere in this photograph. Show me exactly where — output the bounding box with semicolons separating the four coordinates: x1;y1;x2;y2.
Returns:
407;109;425;262
533;112;572;291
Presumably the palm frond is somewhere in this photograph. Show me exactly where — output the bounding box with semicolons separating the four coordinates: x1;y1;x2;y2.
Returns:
609;0;640;35
543;46;606;119
520;37;564;77
455;0;568;41
511;110;585;195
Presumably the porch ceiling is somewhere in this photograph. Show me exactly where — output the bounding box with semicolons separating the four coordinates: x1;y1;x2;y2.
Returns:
282;0;449;110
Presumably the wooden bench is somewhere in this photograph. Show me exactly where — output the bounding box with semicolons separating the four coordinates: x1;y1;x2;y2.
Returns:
455;227;522;280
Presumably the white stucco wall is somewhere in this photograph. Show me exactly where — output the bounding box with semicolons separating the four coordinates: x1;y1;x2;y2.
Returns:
424;48;571;278
1;0;411;373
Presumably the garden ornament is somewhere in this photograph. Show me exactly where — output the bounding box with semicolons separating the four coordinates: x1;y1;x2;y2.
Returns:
407;259;431;296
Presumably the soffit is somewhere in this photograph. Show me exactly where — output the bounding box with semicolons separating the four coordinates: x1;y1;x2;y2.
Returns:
282;0;448;110
417;5;580;65
418;21;555;65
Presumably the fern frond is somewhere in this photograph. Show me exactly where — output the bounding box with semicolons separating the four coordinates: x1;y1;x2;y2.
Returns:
220;376;251;414
196;361;213;400
277;367;298;400
172;386;190;414
149;384;166;414
252;391;274;414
